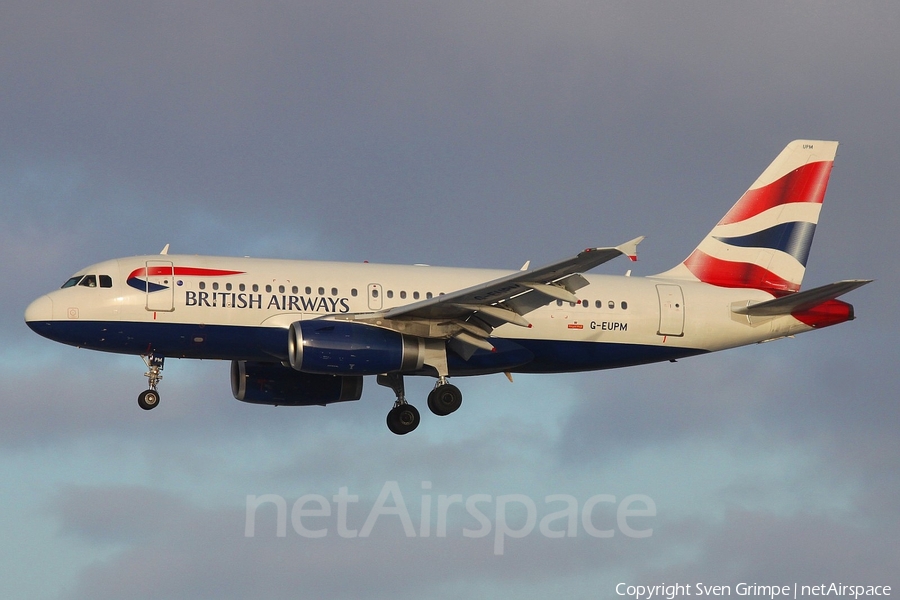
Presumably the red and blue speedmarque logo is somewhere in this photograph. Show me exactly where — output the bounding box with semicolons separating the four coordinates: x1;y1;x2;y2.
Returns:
127;267;245;293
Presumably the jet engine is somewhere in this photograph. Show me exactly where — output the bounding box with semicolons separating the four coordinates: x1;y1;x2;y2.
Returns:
231;360;363;406
288;321;424;376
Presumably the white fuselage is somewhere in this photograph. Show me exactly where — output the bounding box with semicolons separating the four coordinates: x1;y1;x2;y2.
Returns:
25;253;814;374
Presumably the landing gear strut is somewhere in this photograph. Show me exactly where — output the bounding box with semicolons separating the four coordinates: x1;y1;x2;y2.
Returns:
138;354;164;410
377;373;420;435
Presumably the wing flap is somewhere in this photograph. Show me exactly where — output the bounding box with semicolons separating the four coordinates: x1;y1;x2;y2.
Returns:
520;282;579;303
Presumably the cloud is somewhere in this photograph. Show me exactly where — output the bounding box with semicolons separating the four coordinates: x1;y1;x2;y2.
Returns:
644;506;900;587
49;483;660;600
2;1;899;598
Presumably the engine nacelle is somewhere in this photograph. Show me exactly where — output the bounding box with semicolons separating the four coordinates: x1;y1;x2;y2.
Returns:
231;360;363;406
288;320;424;376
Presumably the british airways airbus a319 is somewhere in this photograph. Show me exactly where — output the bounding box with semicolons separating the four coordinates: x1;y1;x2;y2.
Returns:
25;140;870;434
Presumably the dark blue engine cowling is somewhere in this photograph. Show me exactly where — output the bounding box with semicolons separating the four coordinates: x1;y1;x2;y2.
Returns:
288;321;424;376
231;360;363;406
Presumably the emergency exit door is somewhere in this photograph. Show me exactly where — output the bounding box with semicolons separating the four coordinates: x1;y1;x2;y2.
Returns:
367;283;383;311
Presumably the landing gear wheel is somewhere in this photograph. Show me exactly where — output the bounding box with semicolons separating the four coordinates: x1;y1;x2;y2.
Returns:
386;404;420;435
427;384;462;416
138;389;160;410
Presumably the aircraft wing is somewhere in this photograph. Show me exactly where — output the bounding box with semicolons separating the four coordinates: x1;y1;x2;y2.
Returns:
382;236;644;327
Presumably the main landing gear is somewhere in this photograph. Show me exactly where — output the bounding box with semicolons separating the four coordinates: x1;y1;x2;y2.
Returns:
138;354;164;410
377;373;463;435
427;380;463;416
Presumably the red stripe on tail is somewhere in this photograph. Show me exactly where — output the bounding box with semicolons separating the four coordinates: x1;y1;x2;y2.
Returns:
718;160;833;225
683;249;799;295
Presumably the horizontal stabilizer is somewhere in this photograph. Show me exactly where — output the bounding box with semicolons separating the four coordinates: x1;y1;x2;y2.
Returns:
733;279;872;316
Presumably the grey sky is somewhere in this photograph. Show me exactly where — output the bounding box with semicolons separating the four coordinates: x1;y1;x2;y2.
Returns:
2;1;897;598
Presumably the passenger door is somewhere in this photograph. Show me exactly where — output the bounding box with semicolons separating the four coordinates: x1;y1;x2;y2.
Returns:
145;260;175;312
656;284;684;337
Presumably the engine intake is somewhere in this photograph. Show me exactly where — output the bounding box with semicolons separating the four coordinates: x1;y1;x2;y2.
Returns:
231;360;363;406
288;321;424;376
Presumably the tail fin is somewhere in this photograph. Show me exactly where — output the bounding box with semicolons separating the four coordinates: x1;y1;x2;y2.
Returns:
656;140;839;295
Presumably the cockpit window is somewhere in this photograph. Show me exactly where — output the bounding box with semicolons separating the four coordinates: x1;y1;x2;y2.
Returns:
61;274;111;289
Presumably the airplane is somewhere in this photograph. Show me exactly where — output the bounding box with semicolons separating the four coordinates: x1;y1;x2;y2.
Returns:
25;140;871;434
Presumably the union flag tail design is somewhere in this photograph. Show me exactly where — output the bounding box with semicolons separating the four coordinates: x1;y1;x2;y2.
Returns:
657;140;839;295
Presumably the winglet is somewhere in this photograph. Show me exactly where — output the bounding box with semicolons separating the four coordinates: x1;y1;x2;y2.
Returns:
616;236;645;262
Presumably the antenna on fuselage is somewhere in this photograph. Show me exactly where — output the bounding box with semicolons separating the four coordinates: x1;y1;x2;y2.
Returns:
160;244;170;255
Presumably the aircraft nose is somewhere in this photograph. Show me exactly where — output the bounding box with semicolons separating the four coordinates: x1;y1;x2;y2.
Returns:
25;295;53;325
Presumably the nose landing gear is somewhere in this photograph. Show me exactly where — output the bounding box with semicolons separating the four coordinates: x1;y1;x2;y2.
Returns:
138;355;164;410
